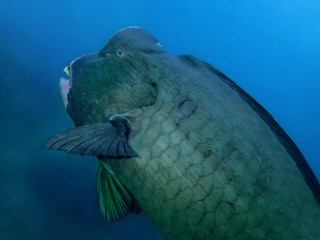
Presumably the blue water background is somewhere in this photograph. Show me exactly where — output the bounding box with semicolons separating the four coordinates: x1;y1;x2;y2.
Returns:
0;1;319;239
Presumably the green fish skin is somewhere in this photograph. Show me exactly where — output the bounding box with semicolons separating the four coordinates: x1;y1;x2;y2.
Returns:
44;27;320;239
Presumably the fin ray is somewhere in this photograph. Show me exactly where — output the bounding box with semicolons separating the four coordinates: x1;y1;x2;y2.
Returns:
44;116;138;158
97;163;141;221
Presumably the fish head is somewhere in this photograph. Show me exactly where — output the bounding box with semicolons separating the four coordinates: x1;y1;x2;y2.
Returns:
62;27;166;125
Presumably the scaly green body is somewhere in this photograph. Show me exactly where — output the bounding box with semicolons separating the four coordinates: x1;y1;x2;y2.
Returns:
45;27;320;239
104;55;320;239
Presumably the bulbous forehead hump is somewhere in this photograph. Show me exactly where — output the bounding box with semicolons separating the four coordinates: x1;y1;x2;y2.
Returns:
100;26;165;53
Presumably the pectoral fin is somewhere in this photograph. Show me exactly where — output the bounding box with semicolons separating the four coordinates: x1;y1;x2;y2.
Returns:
97;162;141;221
44;115;138;157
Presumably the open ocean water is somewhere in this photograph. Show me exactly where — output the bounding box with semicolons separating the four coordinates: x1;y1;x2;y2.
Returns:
0;1;319;239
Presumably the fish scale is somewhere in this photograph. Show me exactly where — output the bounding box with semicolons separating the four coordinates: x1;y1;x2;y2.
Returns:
99;54;319;239
44;27;320;240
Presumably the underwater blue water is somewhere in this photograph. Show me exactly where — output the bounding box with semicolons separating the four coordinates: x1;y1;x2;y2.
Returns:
0;0;319;239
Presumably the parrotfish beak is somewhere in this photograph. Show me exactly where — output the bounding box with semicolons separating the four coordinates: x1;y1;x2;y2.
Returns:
60;64;72;108
64;64;71;77
60;77;71;108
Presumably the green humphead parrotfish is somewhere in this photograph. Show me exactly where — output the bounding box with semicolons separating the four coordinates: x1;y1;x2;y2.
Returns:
44;26;320;239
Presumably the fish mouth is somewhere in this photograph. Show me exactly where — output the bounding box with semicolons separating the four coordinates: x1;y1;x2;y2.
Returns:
60;77;71;108
60;61;75;108
60;62;73;108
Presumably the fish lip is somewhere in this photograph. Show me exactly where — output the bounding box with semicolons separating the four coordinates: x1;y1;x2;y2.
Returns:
60;77;71;108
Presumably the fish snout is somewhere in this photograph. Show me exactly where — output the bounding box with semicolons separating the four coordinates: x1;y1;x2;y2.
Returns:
60;53;98;108
69;53;100;84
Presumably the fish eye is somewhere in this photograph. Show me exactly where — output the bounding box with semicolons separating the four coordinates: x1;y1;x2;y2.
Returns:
116;48;126;58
